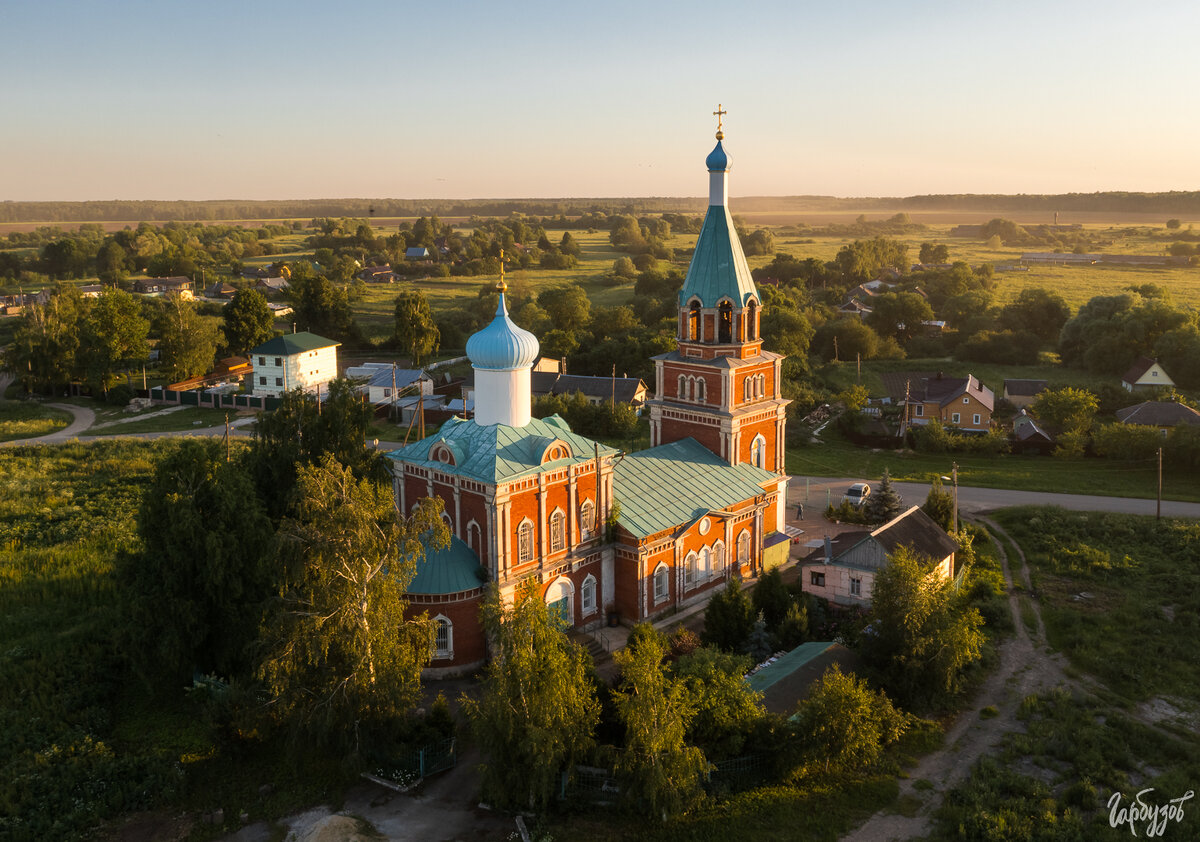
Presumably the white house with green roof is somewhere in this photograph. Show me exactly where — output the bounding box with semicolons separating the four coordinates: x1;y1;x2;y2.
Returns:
250;331;340;397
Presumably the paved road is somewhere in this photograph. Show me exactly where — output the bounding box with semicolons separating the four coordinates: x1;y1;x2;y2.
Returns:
788;476;1200;519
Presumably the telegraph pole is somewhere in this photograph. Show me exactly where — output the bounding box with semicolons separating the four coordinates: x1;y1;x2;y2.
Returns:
1157;447;1163;520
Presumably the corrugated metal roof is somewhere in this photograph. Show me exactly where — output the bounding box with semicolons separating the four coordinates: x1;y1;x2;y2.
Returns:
409;535;483;595
387;415;616;485
679;206;758;309
250;331;339;356
613;438;776;538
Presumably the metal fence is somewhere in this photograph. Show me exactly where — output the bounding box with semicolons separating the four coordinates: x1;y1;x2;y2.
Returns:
148;386;281;412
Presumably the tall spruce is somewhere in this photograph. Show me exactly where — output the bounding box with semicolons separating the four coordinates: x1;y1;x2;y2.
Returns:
864;468;905;524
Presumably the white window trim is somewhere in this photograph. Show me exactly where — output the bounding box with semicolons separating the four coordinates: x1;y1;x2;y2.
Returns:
951;412;961;424
433;614;453;660
750;434;766;469
517;518;535;564
973;413;981;425
581;574;597;616
737;529;751;565
549;508;566;553
652;562;669;603
545;577;574;625
579;500;595;540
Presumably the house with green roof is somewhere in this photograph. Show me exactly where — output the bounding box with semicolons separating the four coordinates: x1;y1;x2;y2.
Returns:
249;331;340;397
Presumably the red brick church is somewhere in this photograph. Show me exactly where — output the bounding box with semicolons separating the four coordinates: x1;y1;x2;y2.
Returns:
389;119;793;675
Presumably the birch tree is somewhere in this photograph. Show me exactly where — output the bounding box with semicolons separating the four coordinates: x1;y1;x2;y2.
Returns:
258;454;448;750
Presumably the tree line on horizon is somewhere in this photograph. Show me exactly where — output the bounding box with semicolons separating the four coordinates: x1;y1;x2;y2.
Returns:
4;190;1200;224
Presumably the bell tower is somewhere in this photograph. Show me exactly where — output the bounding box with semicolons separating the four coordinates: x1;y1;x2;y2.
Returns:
647;109;790;473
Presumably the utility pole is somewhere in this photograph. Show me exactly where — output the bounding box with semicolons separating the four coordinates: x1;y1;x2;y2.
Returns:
224;413;230;463
952;462;959;534
1157;447;1163;520
391;363;397;423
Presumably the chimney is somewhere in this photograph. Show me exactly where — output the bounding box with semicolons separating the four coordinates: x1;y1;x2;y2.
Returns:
824;535;833;564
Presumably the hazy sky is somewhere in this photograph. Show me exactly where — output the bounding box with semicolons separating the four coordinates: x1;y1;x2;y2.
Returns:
2;0;1197;201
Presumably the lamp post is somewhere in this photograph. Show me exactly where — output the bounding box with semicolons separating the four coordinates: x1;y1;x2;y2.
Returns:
940;462;959;534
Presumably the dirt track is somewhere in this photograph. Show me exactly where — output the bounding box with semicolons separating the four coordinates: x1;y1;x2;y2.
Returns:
840;516;1071;841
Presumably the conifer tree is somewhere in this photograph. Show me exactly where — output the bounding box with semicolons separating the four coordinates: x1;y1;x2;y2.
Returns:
922;475;956;532
864;468;905;524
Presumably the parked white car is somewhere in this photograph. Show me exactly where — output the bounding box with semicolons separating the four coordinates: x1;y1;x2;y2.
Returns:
842;482;871;508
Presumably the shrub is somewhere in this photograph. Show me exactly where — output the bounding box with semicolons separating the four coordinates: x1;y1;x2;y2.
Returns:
106;383;134;406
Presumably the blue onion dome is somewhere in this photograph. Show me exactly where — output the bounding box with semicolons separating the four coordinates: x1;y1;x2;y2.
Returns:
466;281;540;370
706;137;730;171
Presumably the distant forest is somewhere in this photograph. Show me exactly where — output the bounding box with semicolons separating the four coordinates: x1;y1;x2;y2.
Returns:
3;191;1200;223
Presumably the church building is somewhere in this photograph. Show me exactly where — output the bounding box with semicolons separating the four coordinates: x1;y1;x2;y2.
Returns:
388;117;793;675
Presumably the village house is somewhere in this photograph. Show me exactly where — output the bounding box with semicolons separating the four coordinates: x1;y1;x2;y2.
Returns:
1003;378;1048;409
1115;400;1200;435
388;124;792;676
530;371;649;408
133;276;194;299
1012;409;1054;454
255;277;291;296
800;506;957;607
249;331;339;397
1121;357;1174;392
887;371;995;432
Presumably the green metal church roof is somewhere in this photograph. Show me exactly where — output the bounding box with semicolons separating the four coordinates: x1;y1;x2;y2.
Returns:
678;205;758;309
387;415;616;485
613;438;777;539
409;535;483;595
250;331;339;356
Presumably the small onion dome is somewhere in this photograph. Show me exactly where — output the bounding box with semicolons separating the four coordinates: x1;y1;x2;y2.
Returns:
706;138;730;171
466;291;539;371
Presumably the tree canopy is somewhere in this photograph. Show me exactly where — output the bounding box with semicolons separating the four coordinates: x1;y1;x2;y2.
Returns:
257;454;448;750
222;288;276;356
861;546;985;708
120;439;275;682
613;626;708;817
463;580;600;811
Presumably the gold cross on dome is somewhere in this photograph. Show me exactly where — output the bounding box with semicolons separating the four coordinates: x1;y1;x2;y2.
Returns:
713;104;727;132
497;248;507;293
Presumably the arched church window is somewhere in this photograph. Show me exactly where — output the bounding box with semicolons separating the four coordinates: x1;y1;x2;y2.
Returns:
684;552;697;589
678;374;687;401
688;301;701;341
653;563;669;603
747;300;759;340
518;520;535;564
744;378;752;403
751;434;766;469
699;547;711;581
757;374;765;399
713;541;726;575
718;300;733;343
467;521;481;553
696;378;706;402
433;615;453;659
549;509;566;552
581;574;597;615
737;530;751;565
579;499;595;540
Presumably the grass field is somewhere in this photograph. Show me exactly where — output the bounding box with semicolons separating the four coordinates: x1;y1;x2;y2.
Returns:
787;427;1196;502
0;401;69;441
86;406;243;437
929;507;1200;840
